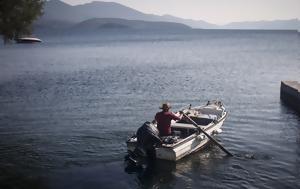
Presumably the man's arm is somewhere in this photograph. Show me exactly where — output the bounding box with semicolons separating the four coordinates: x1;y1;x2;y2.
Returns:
171;112;182;120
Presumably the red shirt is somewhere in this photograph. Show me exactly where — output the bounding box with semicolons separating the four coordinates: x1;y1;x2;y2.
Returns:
155;111;181;136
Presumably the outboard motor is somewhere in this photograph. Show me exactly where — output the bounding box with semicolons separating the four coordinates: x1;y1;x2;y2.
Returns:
136;121;162;159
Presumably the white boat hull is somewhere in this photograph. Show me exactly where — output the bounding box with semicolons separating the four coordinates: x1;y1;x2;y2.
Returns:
155;118;225;161
16;37;42;43
126;100;228;161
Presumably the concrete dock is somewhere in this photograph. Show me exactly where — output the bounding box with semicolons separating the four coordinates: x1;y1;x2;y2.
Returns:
280;81;300;113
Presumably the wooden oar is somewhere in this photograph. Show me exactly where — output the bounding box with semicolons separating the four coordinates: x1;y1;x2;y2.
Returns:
182;113;233;157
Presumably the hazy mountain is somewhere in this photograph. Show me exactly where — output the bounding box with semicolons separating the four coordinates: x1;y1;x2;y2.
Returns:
158;15;218;29
222;19;300;30
40;0;87;23
34;18;191;35
34;19;75;35
71;18;191;32
38;0;216;29
73;1;151;20
37;0;299;31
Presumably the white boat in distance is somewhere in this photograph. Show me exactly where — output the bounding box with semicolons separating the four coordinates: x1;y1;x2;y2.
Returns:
126;100;228;161
16;37;42;43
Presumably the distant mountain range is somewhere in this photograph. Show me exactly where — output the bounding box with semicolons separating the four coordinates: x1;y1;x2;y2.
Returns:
34;0;300;33
37;0;216;28
223;19;300;30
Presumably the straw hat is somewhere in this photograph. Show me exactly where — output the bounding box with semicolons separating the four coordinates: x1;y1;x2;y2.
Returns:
159;102;171;110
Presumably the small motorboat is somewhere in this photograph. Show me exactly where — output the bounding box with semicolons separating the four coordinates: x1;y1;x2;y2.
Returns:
126;100;229;161
16;37;42;43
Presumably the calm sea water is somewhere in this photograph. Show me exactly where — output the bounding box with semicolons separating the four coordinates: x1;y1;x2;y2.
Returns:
0;30;300;189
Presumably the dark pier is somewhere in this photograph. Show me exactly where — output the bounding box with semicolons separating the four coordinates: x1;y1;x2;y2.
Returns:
280;81;300;113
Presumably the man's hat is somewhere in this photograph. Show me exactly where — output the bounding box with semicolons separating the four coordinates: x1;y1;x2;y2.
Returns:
159;102;171;110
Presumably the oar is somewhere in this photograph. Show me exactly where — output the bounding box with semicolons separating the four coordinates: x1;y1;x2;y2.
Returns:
182;113;233;157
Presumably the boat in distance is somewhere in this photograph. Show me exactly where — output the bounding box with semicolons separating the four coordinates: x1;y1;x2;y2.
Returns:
126;100;228;161
16;37;42;43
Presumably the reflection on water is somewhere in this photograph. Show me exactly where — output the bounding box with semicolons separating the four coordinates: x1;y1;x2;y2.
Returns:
125;158;176;189
123;146;256;189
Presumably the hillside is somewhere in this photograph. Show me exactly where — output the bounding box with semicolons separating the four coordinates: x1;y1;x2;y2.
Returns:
36;0;300;31
36;0;216;29
34;17;191;35
71;18;191;32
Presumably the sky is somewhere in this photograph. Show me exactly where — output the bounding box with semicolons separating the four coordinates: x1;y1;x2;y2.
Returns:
61;0;300;25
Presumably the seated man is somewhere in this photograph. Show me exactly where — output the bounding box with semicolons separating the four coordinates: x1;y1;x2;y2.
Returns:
153;102;182;136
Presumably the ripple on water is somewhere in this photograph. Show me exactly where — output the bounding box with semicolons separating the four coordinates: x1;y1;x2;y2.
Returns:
0;30;300;189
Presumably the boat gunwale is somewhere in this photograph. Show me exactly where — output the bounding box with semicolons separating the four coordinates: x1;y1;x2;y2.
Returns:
161;111;228;149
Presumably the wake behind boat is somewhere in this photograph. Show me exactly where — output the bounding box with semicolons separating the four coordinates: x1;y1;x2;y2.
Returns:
126;100;229;161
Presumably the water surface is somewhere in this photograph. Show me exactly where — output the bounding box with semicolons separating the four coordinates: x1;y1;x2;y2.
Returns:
0;30;300;188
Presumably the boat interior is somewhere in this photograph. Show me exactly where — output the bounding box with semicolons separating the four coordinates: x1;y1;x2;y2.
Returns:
164;106;225;144
158;117;207;145
128;104;226;147
177;116;214;126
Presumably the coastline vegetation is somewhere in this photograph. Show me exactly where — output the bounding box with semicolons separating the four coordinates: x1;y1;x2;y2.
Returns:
0;0;44;44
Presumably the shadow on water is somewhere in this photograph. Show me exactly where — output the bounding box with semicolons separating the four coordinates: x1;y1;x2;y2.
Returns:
124;157;177;189
123;145;233;189
0;168;48;189
0;142;296;189
280;100;300;116
280;100;300;171
44;159;176;189
44;146;229;189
